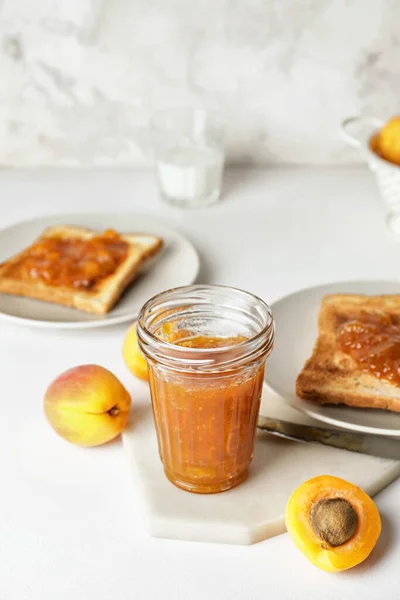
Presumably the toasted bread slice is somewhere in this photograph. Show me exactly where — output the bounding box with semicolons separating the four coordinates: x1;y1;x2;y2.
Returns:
296;294;400;412
0;225;163;314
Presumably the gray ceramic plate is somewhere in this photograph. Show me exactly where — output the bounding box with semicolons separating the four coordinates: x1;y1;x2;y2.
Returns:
265;280;400;436
0;213;199;329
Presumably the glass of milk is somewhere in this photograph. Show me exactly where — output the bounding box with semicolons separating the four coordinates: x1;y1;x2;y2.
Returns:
151;108;225;208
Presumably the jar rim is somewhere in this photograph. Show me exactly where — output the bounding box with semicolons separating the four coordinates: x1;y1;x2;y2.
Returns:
137;284;274;372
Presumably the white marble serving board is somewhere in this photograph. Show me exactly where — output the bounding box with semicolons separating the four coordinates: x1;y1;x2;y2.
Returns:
122;384;400;546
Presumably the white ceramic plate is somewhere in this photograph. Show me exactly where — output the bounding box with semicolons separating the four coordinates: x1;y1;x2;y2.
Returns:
0;213;200;329
264;280;400;436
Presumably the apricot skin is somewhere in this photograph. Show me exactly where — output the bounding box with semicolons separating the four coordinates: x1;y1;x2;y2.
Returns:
379;116;400;165
44;365;131;447
122;323;149;381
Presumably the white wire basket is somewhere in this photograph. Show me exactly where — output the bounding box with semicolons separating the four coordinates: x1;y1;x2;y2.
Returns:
341;115;400;233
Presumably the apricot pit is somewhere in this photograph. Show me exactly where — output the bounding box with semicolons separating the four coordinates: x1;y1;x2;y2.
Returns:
309;497;358;548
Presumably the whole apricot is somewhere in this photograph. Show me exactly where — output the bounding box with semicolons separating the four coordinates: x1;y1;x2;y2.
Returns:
378;116;400;165
44;365;131;447
122;322;149;381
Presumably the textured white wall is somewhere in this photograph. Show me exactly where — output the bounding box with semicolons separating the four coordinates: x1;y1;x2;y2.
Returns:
0;0;399;166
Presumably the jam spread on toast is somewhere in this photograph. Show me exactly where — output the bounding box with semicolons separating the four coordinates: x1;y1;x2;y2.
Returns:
11;229;128;290
338;311;400;385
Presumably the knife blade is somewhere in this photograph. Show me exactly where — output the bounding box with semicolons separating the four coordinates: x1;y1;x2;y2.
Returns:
257;415;400;461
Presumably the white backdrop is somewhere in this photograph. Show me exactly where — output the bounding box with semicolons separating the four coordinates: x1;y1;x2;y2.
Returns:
0;0;399;166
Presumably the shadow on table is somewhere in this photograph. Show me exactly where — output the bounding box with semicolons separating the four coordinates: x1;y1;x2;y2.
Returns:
222;167;269;199
195;248;215;284
124;403;152;434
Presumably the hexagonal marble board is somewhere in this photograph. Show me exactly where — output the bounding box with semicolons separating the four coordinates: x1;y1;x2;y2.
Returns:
122;384;400;545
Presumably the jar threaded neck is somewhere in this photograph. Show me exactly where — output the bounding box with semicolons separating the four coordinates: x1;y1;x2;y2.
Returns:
137;284;274;373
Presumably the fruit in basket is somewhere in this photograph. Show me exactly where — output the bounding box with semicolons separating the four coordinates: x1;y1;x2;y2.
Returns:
377;116;400;165
285;475;381;572
44;365;131;446
123;322;149;381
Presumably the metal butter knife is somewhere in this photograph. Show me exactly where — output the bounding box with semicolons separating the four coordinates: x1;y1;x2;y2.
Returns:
257;416;400;461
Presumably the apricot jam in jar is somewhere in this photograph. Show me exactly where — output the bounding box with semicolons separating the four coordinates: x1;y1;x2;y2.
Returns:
137;285;274;494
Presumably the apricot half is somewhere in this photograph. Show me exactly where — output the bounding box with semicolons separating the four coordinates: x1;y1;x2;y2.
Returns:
44;365;131;447
122;323;149;381
286;475;381;572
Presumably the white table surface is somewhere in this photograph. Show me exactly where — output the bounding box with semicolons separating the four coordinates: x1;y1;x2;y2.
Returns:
1;166;400;600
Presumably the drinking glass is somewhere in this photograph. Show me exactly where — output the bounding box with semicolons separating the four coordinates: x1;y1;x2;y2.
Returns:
150;108;225;208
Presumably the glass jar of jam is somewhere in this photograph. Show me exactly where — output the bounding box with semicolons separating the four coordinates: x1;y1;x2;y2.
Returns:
137;285;274;494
